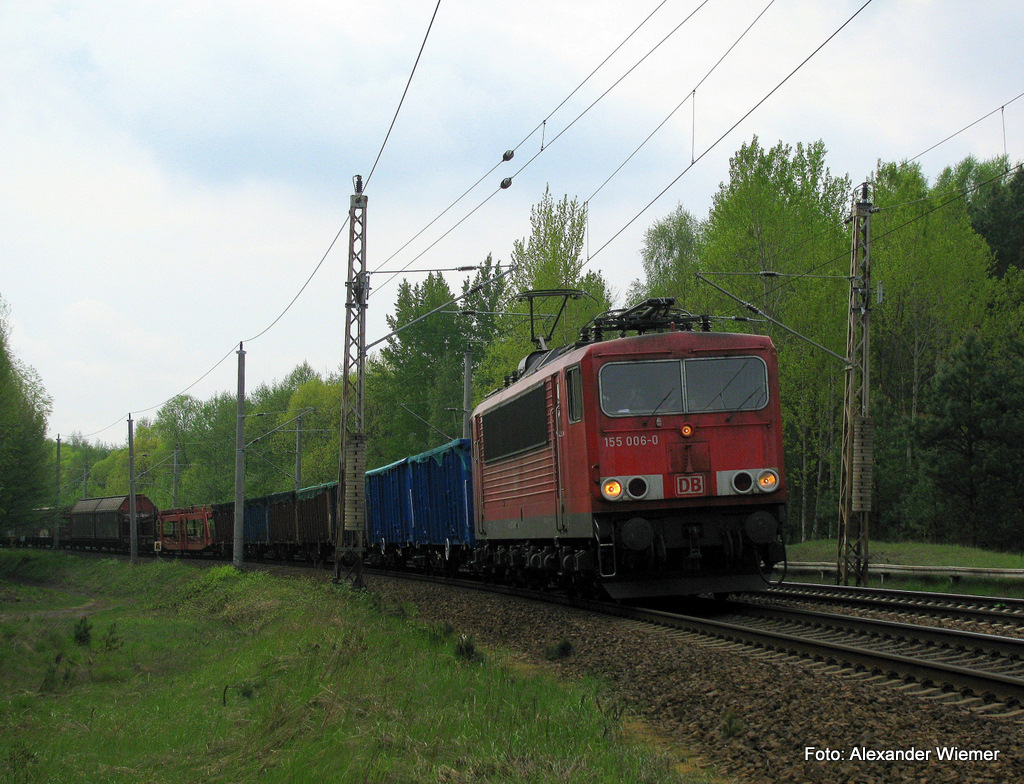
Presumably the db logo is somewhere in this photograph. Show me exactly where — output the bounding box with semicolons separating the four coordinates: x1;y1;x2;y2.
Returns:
675;474;705;496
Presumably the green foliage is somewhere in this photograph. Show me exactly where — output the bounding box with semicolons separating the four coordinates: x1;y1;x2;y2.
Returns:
0;551;681;784
696;137;851;541
52;434;116;510
72;616;92;646
476;186;613;397
0;296;52;536
627;204;707;307
62;365;345;506
906;332;1024;548
939;156;1024;277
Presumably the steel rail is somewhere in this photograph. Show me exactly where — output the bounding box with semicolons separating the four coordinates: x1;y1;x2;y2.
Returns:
373;569;1024;707
764;582;1024;625
721;600;1024;668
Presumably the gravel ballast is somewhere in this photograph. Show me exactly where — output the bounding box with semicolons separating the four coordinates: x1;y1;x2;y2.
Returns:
366;575;1024;784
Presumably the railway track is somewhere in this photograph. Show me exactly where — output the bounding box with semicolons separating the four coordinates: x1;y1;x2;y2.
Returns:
758;581;1024;627
715;599;1024;711
375;570;1024;717
29;552;1024;719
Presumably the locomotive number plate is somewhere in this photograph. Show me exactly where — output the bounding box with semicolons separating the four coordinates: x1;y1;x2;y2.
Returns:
675;474;706;496
602;434;660;448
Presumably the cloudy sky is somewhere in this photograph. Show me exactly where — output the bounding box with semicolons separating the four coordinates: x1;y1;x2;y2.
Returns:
2;0;1022;442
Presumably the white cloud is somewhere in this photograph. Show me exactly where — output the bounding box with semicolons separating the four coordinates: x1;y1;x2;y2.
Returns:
1;0;1022;439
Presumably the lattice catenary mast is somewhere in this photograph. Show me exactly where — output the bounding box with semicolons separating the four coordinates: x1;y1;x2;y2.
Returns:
837;183;877;585
335;176;368;587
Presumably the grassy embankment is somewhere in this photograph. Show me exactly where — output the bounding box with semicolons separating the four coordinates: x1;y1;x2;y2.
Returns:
0;550;707;784
787;539;1024;597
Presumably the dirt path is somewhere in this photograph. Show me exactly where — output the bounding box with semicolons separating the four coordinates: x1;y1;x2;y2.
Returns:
0;577;111;621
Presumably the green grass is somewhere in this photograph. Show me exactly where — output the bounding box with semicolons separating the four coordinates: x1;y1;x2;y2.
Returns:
0;551;697;784
787;539;1024;568
784;539;1024;597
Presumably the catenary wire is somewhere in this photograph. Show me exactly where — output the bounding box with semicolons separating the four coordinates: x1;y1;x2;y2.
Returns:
81;3;446;438
760;160;1024;302
715;91;1024;302
365;0;443;189
908;90;1023;166
367;0;680;283
584;0;778;208
244;0;442;341
501;0;713;187
586;0;874;264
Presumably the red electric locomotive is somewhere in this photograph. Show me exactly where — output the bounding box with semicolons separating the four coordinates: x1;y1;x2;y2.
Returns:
470;298;786;599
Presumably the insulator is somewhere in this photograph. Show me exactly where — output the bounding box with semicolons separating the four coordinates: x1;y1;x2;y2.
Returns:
500;177;513;189
502;149;514;162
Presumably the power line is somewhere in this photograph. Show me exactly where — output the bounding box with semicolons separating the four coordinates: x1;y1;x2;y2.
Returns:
367;0;708;295
367;0;682;287
501;0;714;188
908;90;1024;165
761;160;1024;303
586;0;874;263
695;92;1024;309
81;5;447;439
585;0;779;208
365;0;443;189
244;1;444;342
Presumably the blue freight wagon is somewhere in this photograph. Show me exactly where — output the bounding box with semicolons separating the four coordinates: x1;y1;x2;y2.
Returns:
366;439;473;568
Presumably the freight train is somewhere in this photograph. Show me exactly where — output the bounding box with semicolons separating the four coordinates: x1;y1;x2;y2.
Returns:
14;299;788;599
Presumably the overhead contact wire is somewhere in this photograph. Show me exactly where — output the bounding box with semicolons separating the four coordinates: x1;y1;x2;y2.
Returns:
584;0;778;208
244;0;441;341
504;0;713;186
87;3;447;437
369;0;678;284
762;161;1024;301
587;0;874;263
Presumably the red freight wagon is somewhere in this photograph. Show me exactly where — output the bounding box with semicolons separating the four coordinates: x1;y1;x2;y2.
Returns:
155;505;215;554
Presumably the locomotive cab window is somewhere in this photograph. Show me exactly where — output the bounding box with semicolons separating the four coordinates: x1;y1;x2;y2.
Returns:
600;360;683;416
566;365;583;423
600;356;768;417
684;356;768;412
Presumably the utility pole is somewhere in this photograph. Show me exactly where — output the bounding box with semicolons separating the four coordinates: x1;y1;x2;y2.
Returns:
233;342;246;568
172;447;180;508
462;346;472;439
295;412;304;491
335;176;367;587
838;183;876;586
128;416;138;564
53;435;61;550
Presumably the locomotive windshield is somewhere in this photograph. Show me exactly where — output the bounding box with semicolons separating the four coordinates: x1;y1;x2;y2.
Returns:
600;356;768;416
600;360;682;415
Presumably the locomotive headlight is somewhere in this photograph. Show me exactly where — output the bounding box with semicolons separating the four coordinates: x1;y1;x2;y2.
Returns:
731;471;754;494
626;476;649;499
601;478;624;501
680;423;695;438
756;469;779;493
